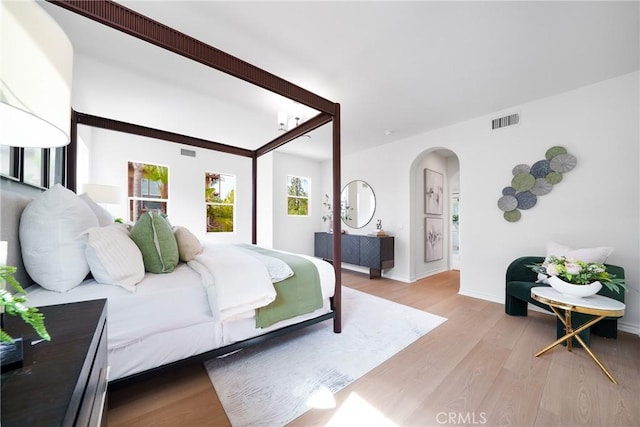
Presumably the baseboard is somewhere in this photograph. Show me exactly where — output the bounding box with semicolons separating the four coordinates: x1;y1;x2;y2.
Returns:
339;264;410;283
457;289;503;305
618;321;640;336
414;267;448;282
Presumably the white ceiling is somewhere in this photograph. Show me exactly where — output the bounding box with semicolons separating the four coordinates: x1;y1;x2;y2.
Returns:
40;1;639;160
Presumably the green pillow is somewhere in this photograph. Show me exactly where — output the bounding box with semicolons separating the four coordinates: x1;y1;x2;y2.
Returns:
130;211;179;273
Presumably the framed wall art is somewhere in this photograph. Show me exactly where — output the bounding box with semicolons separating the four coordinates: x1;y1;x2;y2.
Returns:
424;168;443;215
425;217;443;262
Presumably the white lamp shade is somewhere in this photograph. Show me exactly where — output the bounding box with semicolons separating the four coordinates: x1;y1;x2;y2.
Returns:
1;0;73;148
83;184;121;204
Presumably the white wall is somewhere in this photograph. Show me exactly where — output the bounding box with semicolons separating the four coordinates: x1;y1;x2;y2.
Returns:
256;153;274;248
85;131;325;255
84;127;254;245
338;72;640;333
271;152;323;255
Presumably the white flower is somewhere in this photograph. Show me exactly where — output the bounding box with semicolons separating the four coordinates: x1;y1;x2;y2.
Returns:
546;264;559;276
564;262;582;275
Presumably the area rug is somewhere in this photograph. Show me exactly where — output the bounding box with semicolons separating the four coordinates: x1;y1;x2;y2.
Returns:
204;287;447;426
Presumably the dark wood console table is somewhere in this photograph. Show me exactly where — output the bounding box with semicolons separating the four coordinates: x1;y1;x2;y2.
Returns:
1;299;108;427
314;232;394;278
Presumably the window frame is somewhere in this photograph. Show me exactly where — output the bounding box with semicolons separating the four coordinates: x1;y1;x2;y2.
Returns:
0;145;66;190
127;161;170;222
205;171;236;233
287;175;310;217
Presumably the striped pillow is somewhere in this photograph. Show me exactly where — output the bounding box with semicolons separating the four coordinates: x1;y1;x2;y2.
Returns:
85;224;144;292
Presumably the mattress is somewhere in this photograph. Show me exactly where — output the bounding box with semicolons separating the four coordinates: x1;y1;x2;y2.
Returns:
25;248;336;380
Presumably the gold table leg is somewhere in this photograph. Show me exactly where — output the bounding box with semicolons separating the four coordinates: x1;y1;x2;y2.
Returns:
535;314;618;384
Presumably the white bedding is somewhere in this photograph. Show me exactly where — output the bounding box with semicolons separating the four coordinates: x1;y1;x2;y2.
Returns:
25;244;336;381
26;263;216;349
188;245;278;321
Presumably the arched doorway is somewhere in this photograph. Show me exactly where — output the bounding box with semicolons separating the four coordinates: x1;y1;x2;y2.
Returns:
408;148;460;281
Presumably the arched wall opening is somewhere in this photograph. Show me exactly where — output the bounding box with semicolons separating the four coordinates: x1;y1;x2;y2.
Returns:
408;147;460;282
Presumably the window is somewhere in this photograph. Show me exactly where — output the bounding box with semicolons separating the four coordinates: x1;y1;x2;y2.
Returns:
0;145;65;189
49;147;65;186
23;147;43;187
287;175;309;216
205;172;235;233
0;145;11;176
127;161;169;221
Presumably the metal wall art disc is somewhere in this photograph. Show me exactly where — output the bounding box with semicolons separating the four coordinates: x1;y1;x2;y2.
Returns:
530;178;553;196
545;146;567;160
504;209;521;222
511;173;535;191
499;146;576;222
549;153;577;173
546;171;563;184
530;160;550;178
502;186;517;196
515;191;537;209
498;195;518;211
512;164;530;175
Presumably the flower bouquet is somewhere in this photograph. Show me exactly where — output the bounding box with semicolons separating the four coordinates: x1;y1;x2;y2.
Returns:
528;256;627;294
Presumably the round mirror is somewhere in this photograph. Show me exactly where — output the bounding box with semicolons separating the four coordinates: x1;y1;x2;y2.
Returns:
341;180;376;228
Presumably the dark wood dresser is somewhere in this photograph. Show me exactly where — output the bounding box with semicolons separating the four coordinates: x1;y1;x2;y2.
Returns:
314;232;394;278
1;299;108;427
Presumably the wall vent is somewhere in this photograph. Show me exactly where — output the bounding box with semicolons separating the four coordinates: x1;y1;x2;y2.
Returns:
491;113;520;130
180;148;196;157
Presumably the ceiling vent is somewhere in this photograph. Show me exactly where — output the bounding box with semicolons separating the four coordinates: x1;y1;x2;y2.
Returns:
492;113;520;130
180;148;196;157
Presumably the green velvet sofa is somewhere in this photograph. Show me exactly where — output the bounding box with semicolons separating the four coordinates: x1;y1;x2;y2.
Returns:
505;256;625;345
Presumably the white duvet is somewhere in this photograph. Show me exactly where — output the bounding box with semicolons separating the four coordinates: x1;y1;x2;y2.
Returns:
24;243;336;380
188;244;280;321
25;263;215;349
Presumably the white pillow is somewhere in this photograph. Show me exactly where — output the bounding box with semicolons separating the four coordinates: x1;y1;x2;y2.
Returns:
20;184;99;292
173;226;203;262
85;224;145;292
79;193;114;227
546;241;614;263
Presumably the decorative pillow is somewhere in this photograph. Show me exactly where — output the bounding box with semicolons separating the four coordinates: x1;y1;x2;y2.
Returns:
79;193;114;227
173;226;203;262
130;211;179;273
85;224;145;292
537;241;615;284
19;184;99;292
546;241;614;263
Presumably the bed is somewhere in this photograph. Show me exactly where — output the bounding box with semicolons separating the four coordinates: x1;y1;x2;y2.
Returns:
1;187;335;382
2;0;344;384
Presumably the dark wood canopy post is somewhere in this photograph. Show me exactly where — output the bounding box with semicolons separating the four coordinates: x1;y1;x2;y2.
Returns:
332;104;342;333
66;110;78;192
251;154;258;245
52;0;342;333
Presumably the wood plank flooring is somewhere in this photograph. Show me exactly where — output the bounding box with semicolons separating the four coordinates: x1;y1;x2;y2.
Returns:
108;270;640;426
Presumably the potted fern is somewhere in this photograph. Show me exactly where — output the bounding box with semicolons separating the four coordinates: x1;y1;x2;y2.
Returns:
1;265;50;370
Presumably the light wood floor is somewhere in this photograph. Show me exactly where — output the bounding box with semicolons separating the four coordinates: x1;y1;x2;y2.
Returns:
108;270;640;426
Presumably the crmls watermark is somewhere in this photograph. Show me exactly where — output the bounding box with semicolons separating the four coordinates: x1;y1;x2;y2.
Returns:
436;412;488;425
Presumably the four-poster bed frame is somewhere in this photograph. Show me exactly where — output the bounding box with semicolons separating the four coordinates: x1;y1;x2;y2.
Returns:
43;0;342;376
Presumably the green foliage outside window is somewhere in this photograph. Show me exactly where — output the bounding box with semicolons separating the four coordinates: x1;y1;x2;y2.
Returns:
128;161;169;221
287;176;309;216
206;172;235;232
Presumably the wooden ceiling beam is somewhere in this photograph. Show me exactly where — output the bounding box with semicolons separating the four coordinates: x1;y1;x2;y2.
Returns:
47;0;336;116
256;112;333;157
74;111;254;158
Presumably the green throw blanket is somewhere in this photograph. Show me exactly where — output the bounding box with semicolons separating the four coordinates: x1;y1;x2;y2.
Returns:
237;245;323;328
